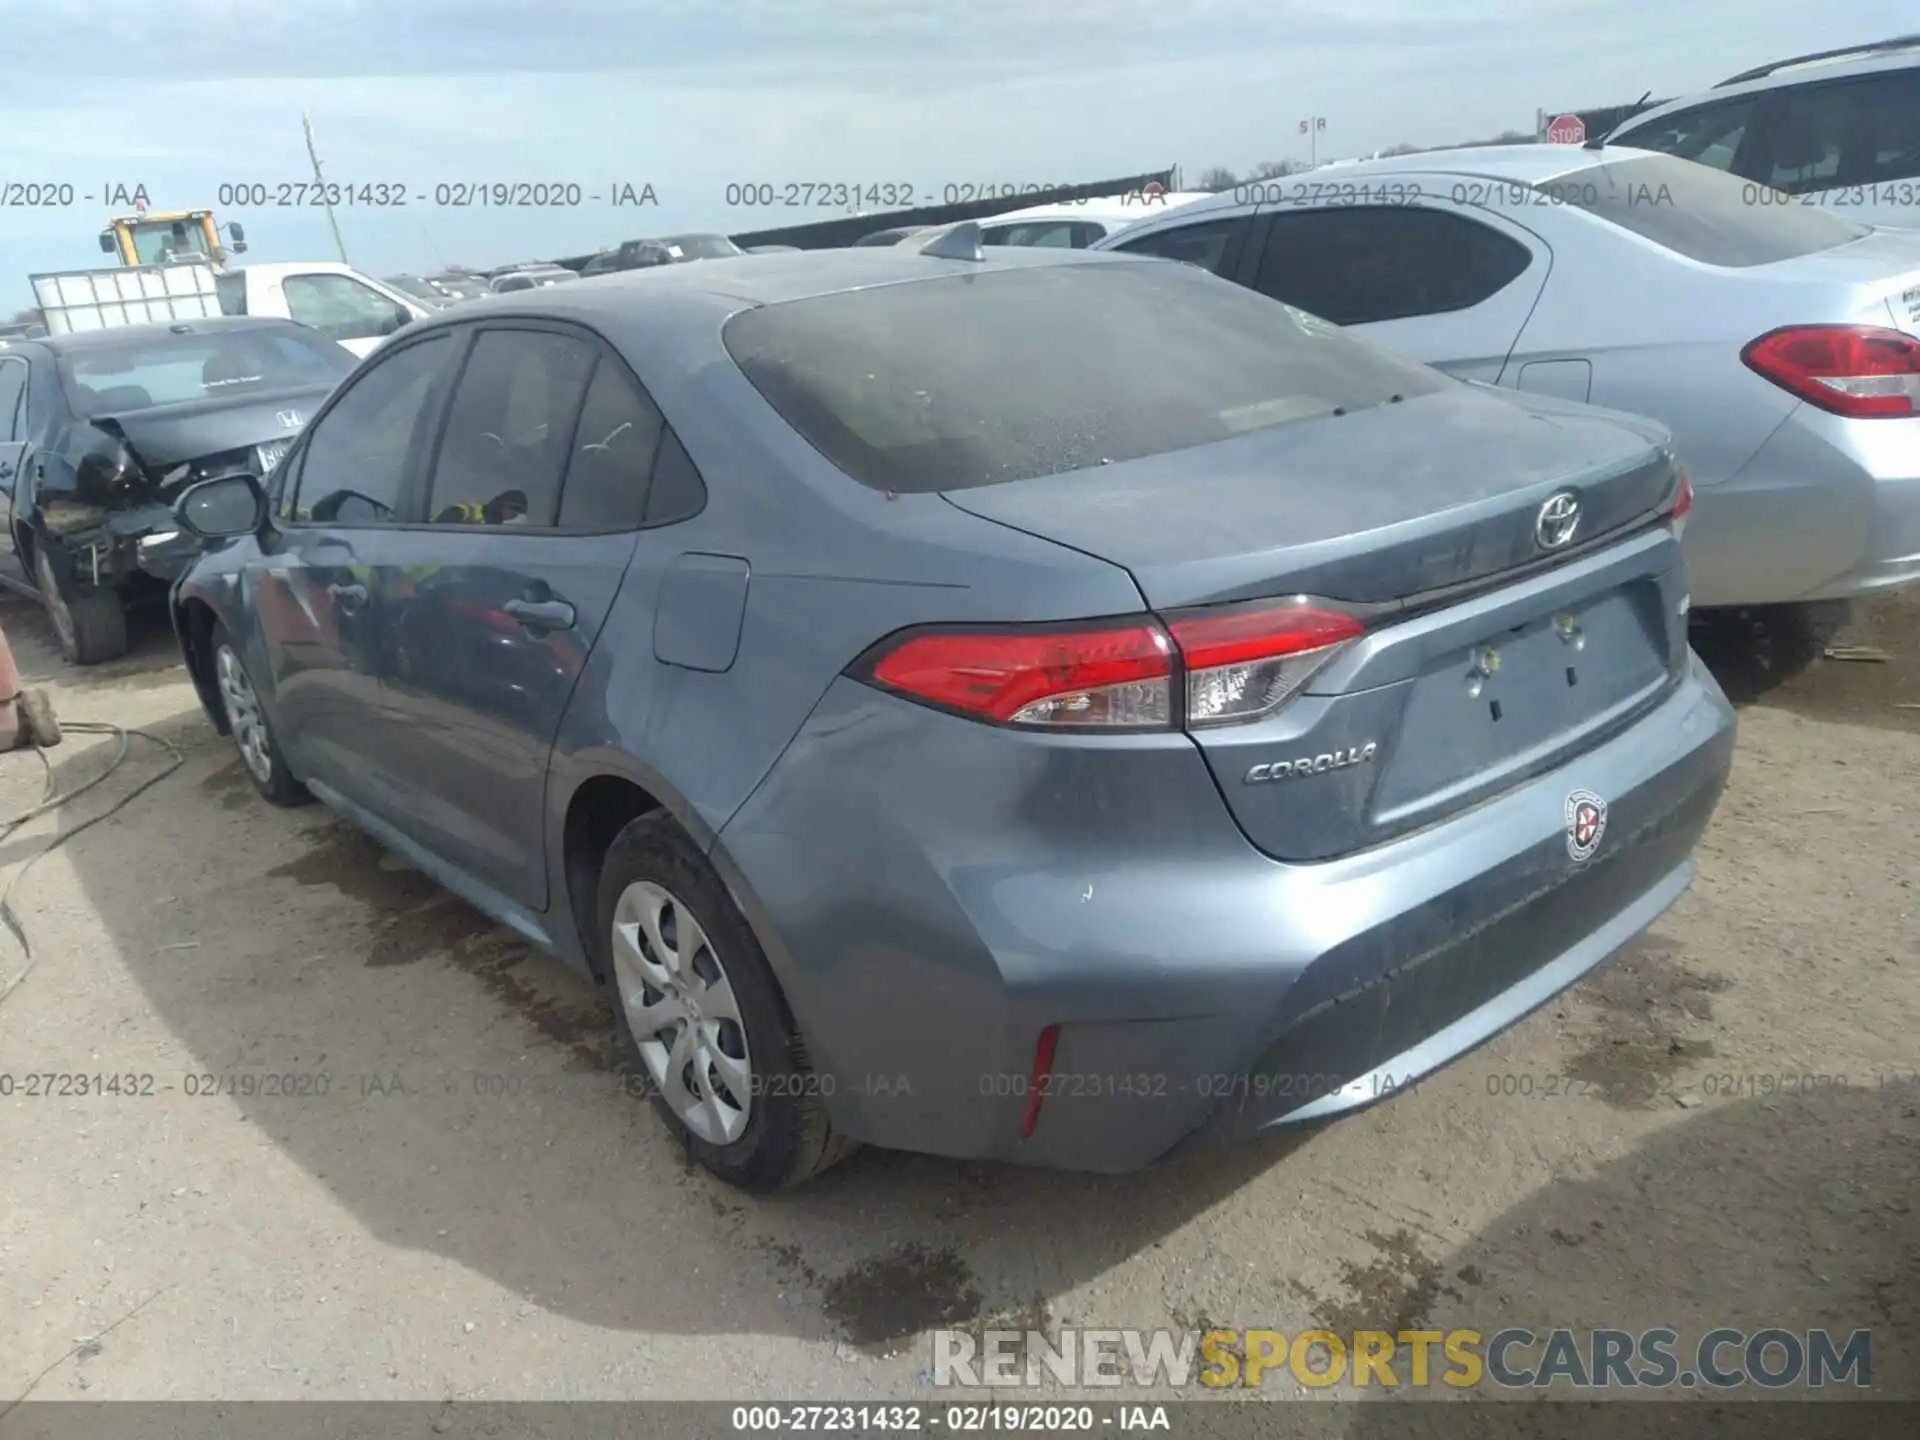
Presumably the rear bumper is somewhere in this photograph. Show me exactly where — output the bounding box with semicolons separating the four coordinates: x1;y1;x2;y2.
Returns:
714;654;1736;1173
1688;409;1920;606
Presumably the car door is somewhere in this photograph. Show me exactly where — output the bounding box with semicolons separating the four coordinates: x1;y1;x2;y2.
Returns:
0;352;28;541
1245;200;1549;382
277;271;418;358
370;321;656;912
248;331;457;817
1742;68;1920;229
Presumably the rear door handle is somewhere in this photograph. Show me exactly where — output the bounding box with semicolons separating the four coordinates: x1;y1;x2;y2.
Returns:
503;597;576;631
327;582;369;610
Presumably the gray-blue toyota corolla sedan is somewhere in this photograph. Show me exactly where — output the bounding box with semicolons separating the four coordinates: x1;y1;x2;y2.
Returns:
167;233;1736;1191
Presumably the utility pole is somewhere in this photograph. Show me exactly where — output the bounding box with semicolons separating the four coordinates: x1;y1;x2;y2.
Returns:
303;111;349;264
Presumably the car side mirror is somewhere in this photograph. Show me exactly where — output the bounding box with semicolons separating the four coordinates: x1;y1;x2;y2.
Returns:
99;231;116;254
175;473;267;540
385;305;413;335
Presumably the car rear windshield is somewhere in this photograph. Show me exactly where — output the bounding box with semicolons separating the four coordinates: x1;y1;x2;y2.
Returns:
722;259;1451;492
1545;154;1870;267
662;234;741;260
57;325;354;415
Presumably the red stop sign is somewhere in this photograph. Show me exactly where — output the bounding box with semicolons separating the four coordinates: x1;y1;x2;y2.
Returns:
1546;114;1587;145
1141;180;1166;199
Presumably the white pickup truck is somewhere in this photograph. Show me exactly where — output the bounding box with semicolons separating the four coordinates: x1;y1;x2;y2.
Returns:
30;260;434;358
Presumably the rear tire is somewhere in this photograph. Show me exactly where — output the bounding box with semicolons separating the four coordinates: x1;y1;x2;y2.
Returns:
210;621;310;807
596;812;855;1192
34;545;128;666
1692;600;1852;700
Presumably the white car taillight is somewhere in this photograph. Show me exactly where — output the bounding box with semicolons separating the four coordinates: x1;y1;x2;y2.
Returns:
1741;325;1920;418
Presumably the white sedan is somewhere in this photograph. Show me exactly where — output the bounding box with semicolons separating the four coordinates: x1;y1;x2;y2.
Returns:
972;190;1215;248
1093;145;1920;678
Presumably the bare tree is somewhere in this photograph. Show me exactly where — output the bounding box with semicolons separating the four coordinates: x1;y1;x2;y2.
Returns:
1246;159;1301;180
7;307;42;327
1195;166;1239;192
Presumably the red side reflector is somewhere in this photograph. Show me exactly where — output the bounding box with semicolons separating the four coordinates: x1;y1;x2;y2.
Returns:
1741;325;1920;418
1669;468;1693;521
1019;1024;1061;1140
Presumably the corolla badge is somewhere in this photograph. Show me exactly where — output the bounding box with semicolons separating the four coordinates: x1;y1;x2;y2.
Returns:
1565;788;1607;862
1245;742;1377;784
1535;490;1581;550
276;409;303;429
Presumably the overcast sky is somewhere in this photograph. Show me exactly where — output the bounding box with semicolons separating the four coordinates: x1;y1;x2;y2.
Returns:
2;0;1912;303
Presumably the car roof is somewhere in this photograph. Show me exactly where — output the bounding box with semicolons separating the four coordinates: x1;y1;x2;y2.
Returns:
403;244;1140;326
32;315;305;352
979;192;1216;227
1103;145;1653;231
1615;42;1920;135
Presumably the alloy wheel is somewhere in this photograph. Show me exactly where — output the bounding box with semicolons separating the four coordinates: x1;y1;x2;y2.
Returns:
610;879;753;1145
215;644;273;785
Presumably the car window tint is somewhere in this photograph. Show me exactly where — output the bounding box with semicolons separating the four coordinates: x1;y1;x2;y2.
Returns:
1110;217;1244;275
1841;69;1920;185
1252;206;1532;325
1615;97;1757;173
0;357;27;442
643;428;708;527
723;258;1449;493
292;335;450;524
283;273;407;343
425;328;597;527
557;358;667;530
1551;154;1868;264
998;222;1079;248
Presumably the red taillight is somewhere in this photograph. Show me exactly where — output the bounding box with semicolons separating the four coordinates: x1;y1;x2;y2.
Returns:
1167;601;1366;727
865;620;1174;728
1741;325;1920;418
1020;1024;1061;1140
859;600;1366;731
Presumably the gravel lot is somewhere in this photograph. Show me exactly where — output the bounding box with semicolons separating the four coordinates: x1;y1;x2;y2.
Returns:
0;581;1913;1415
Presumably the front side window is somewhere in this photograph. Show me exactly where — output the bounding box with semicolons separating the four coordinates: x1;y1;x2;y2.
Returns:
1251;206;1533;326
0;357;28;442
723;258;1448;493
290;335;450;524
425;329;597;526
1613;97;1757;173
283;273;410;343
1752;69;1920;189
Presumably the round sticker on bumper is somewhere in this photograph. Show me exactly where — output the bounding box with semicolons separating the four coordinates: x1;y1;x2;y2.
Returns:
1565;789;1607;862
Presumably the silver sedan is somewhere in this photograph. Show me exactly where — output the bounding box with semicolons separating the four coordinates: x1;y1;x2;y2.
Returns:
1095;146;1920;677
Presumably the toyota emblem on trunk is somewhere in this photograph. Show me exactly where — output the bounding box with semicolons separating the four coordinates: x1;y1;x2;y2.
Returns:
1535;491;1581;550
1565;789;1607;862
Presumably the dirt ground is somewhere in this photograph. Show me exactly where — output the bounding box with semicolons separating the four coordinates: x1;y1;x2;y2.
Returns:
0;579;1913;1415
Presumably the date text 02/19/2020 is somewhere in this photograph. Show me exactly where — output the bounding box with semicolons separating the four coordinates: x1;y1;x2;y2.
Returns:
210;181;660;208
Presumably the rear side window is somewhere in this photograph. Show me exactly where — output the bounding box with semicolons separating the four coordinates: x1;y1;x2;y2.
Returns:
1749;70;1920;191
1547;155;1868;266
723;259;1449;493
557;358;666;530
1109;216;1247;276
1252;206;1533;325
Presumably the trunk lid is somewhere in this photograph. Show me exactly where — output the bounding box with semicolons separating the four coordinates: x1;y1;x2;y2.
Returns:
91;384;327;496
941;384;1676;608
1743;227;1920;330
946;385;1689;862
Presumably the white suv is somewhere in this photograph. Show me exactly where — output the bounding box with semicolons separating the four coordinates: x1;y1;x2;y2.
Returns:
1605;35;1920;229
